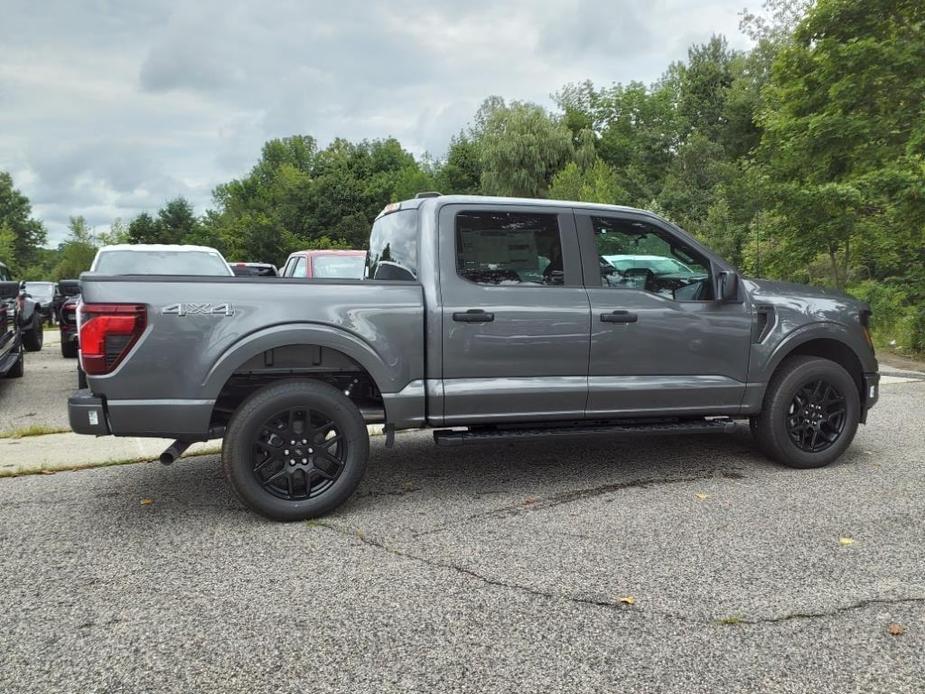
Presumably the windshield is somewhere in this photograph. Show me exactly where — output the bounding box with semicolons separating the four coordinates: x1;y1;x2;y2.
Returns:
605;256;695;275
25;282;55;300
94;250;232;276
311;255;366;279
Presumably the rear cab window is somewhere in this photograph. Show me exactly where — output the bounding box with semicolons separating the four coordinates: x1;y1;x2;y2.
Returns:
367;209;418;281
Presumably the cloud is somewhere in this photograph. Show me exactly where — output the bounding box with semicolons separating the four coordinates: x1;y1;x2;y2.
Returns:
0;0;750;246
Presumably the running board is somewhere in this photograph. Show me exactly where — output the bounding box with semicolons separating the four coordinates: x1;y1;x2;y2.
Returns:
433;418;736;447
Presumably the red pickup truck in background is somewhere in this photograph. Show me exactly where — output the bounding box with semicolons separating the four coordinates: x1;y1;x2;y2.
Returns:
280;249;366;279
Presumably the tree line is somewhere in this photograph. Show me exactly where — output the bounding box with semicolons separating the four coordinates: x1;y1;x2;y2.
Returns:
0;0;922;352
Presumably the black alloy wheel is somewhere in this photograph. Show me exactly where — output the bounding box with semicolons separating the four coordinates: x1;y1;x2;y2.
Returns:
223;379;369;521
785;379;847;453
253;407;348;501
753;355;859;469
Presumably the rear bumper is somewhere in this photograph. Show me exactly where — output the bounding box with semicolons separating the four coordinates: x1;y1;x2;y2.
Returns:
68;389;215;437
860;372;880;423
68;389;110;435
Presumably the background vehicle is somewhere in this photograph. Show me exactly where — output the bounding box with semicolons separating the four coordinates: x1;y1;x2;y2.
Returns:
0;261;43;355
231;262;278;277
24;281;60;325
600;252;710;299
69;195;879;521
280;249;366;279
57;279;81;358
90;244;234;276
0;264;25;378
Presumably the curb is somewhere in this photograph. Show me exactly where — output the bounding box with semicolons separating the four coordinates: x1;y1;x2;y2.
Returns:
0;424;386;478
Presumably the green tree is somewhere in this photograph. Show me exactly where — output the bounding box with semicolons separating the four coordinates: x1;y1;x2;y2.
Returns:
52;216;98;279
476;98;574;197
436;133;482;194
0;222;17;273
0;171;46;269
549;160;627;204
757;0;925;292
97;218;130;246
157;197;200;244
127;212;161;244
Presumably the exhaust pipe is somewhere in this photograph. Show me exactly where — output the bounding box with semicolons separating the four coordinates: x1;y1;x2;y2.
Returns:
159;439;192;466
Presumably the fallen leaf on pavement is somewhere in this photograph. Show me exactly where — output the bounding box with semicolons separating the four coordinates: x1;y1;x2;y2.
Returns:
887;623;905;636
618;596;636;605
140;499;154;505
523;495;540;506
695;493;710;500
839;537;855;545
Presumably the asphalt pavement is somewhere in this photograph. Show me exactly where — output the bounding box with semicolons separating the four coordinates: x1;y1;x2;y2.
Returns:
1;373;924;692
0;329;75;434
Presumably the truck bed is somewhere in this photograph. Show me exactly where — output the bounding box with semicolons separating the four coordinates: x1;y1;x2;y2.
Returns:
78;275;425;437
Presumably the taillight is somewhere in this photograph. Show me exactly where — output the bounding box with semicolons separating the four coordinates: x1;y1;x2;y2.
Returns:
79;303;146;375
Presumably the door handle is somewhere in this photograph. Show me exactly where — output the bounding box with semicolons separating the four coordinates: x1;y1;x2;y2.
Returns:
453;309;495;323
600;310;638;324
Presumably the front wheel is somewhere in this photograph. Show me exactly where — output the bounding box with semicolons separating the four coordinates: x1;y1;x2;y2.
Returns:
61;339;78;358
754;356;860;469
222;380;370;521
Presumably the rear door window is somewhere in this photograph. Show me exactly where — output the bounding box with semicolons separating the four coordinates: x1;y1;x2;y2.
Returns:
455;211;564;286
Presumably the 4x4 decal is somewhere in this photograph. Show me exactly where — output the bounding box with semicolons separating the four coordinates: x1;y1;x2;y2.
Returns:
162;303;234;317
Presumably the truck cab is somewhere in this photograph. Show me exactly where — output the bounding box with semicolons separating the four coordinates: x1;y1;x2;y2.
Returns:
68;195;879;521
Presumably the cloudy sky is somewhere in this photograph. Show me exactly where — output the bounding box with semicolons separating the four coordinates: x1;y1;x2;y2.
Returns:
0;0;753;245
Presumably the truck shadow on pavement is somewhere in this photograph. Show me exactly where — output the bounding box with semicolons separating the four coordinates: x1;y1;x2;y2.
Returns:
81;424;850;527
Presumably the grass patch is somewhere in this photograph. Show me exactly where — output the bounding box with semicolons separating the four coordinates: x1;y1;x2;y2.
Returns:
0;425;70;439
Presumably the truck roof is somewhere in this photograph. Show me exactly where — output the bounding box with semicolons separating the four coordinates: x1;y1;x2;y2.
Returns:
289;250;366;257
386;194;655;218
96;244;224;254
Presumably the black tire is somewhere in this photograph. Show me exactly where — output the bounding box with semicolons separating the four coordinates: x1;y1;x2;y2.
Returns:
222;380;369;521
6;347;24;378
77;366;87;389
22;317;43;352
754;355;860;469
61;340;78;358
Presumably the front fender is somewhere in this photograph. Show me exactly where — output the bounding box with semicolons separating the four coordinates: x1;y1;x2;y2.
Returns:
760;321;872;383
740;321;873;414
201;322;405;400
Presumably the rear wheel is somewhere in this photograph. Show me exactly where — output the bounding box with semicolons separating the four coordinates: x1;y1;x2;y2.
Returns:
61;339;78;358
754;356;859;469
22;316;43;352
222;380;369;521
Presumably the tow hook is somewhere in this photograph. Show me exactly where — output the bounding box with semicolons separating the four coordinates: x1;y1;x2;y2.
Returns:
159;439;191;465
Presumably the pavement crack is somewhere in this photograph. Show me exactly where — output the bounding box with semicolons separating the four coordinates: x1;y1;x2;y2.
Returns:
318;521;696;622
412;471;739;538
733;596;925;625
319;522;925;628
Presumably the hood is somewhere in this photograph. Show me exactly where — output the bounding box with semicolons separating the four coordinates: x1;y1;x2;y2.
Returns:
744;277;868;316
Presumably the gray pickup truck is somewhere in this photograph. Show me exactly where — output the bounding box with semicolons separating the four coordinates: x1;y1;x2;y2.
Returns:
69;195;880;521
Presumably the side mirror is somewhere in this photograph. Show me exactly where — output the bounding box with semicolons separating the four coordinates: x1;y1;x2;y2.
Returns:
718;270;739;302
